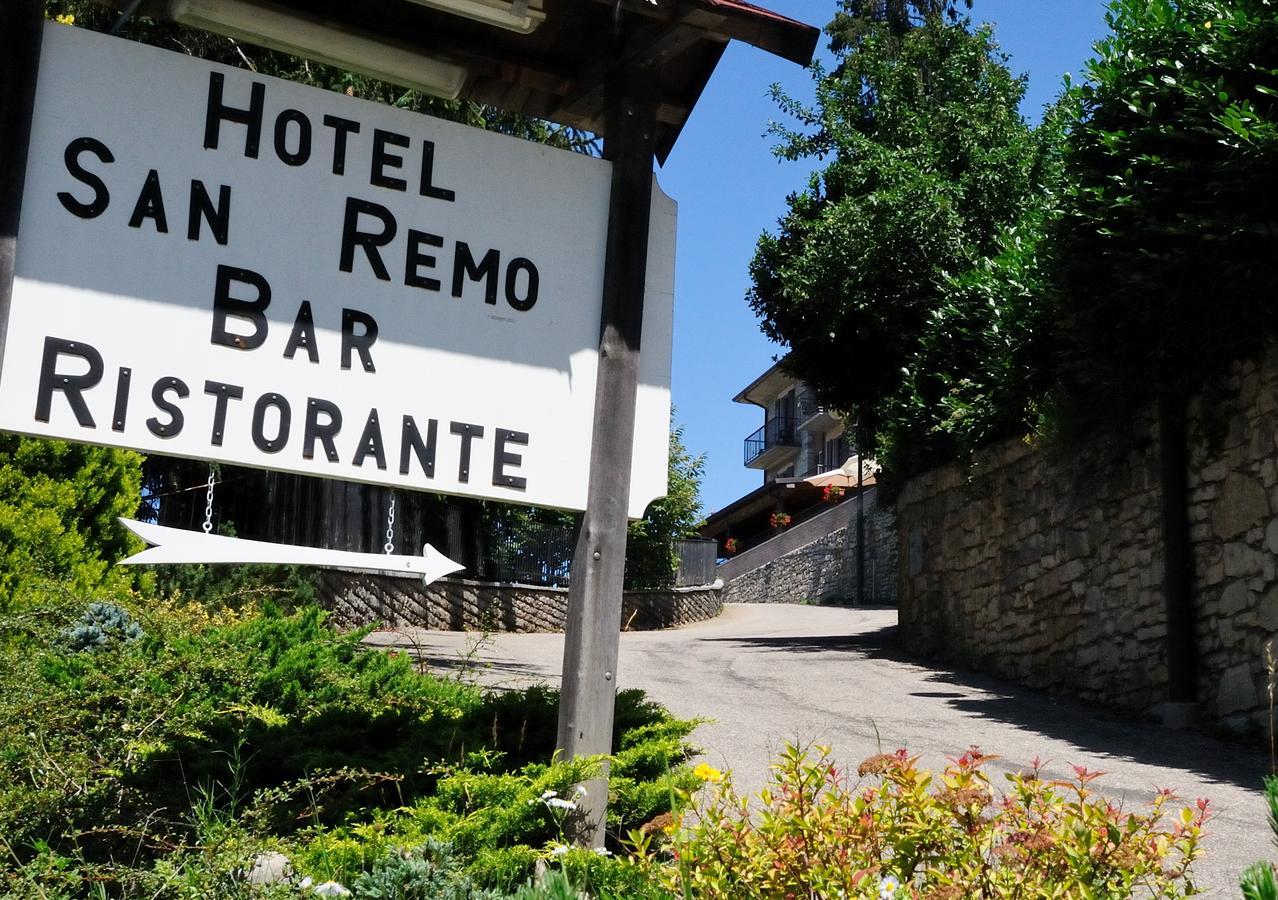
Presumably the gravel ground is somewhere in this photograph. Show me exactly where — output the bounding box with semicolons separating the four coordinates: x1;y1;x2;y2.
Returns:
366;603;1272;896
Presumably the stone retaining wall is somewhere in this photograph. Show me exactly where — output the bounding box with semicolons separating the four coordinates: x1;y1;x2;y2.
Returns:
897;352;1278;734
318;572;723;633
723;498;898;606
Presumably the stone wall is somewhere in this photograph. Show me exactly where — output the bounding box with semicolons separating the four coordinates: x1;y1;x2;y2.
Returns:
318;572;723;633
897;352;1278;734
723;494;898;605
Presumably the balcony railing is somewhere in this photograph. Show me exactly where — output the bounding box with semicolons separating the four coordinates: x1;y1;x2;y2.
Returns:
744;416;798;466
797;396;842;429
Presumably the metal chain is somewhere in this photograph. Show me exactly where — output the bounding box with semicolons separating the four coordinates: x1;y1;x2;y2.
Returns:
202;468;215;534
384;493;396;555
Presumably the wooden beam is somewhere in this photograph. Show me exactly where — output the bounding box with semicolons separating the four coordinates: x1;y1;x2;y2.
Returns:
555;63;658;847
580;0;672;23
557;17;701;120
0;0;43;380
581;0;818;66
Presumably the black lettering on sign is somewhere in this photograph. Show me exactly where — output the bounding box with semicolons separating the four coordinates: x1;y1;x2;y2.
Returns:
251;393;290;453
35;337;103;427
341;309;378;372
284;300;320;363
405;229;443;292
204;380;244;446
128;169;169;233
399;415;437;477
111;367;131;432
505;258;539;312
419;140;456;202
450;421;484;483
304;397;342;462
204;72;265;158
352;408;386;469
57;137;113;219
339;198;396;281
147;376;189;438
322;114;361;175
188;181;231;245
452;242;499;305
370;129;409;191
211;265;271;350
273;108;312;166
492;428;528;490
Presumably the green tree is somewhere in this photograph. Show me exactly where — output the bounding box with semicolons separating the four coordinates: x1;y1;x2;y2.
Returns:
1048;0;1278;419
625;424;706;590
0;436;143;608
828;0;971;50
749;6;1058;485
478;422;705;590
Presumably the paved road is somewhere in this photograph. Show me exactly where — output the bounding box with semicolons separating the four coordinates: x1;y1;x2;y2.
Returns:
367;603;1271;895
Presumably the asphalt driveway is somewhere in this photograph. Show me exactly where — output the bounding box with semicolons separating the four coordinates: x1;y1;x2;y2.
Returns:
366;603;1271;896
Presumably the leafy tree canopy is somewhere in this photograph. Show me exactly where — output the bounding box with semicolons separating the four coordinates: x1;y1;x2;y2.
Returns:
1049;0;1278;417
0;436;144;609
625;423;706;589
749;3;1059;485
828;0;972;50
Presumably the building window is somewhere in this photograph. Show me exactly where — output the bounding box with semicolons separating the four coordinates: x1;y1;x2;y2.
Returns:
823;434;845;472
774;390;795;424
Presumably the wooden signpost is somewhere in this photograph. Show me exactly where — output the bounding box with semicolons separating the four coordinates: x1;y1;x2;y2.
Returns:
556;67;659;841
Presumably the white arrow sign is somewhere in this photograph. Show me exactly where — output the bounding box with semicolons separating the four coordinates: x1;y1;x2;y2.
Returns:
117;518;464;584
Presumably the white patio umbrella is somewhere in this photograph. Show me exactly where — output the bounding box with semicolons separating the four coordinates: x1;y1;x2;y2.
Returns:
803;455;879;489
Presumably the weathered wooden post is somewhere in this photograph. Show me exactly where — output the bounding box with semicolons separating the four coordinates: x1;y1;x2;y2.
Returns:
556;64;659;846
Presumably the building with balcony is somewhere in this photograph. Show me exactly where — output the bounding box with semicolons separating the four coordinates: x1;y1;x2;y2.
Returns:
700;359;897;607
702;359;865;557
736;361;850;480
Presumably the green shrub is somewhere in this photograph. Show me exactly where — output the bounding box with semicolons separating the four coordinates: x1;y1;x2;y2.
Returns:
1050;0;1278;421
0;435;144;610
349;839;502;899
624;424;705;591
634;743;1206;898
59;600;144;651
1242;775;1278;899
0;594;697;896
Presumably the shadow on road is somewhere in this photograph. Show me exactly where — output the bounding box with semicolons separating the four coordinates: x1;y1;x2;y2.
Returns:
698;626;902;656
702;624;1270;793
412;654;551;681
927;668;1269;794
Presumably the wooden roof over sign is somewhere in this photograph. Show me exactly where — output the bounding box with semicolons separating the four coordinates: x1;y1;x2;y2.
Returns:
122;0;820;162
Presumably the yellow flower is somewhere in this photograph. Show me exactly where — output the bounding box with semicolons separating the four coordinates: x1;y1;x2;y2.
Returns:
693;763;724;783
54;13;75;25
1203;20;1212;28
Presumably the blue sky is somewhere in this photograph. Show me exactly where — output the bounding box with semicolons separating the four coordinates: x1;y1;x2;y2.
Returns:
658;0;1112;515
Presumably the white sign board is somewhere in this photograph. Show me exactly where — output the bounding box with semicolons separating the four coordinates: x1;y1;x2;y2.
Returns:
1;23;674;518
